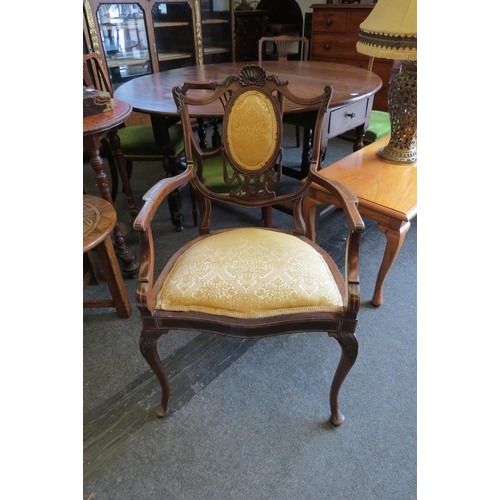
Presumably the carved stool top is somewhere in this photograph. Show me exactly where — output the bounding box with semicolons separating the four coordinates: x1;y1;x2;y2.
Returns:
83;195;117;253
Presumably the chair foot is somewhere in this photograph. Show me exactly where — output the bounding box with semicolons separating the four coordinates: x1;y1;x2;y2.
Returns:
156;403;169;418
330;410;345;426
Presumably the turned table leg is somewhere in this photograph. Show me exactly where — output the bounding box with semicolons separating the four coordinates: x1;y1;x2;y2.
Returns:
151;115;185;232
83;134;139;278
372;219;411;306
107;128;138;218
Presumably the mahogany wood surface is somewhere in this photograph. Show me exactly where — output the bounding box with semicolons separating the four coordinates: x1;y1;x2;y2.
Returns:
303;137;417;306
114;60;382;117
83;99;139;277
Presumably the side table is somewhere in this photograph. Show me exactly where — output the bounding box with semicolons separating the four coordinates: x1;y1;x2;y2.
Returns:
83;98;139;278
303;137;417;306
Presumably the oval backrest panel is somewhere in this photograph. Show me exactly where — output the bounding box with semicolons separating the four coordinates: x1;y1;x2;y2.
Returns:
225;90;279;173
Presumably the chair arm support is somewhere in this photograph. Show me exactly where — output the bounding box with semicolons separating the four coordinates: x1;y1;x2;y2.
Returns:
133;165;195;232
308;173;364;315
133;165;195;314
308;173;364;234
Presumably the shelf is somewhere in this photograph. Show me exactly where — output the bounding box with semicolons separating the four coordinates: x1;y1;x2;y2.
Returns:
202;18;229;24
154;21;190;28
106;56;150;68
157;50;193;61
203;46;230;55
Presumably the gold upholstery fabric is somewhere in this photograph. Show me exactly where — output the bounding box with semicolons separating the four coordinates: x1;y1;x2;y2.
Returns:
226;91;278;171
156;228;343;318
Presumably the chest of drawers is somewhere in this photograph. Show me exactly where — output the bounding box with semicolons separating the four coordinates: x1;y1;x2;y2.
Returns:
310;4;392;111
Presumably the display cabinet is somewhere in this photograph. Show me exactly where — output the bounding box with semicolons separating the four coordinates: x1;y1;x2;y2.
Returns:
83;0;234;90
200;0;233;64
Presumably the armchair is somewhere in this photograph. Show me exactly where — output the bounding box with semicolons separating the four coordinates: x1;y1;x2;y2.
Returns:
134;65;365;425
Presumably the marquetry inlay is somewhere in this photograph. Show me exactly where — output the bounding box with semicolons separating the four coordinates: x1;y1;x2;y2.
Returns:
83;195;117;252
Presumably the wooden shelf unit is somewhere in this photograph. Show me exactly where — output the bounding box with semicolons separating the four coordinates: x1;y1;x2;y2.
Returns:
83;0;234;90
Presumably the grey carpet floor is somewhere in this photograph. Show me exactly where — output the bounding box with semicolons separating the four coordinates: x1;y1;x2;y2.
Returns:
83;127;416;499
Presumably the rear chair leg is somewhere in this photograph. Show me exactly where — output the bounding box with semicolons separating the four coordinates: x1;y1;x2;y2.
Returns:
328;332;358;425
139;329;170;417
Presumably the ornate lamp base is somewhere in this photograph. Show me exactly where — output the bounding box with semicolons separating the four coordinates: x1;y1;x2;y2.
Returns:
378;60;417;164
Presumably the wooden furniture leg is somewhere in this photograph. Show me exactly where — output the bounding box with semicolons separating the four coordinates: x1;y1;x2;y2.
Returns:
150;115;185;232
93;235;132;318
83;195;132;318
83;134;139;278
372;219;411;307
107;128;139;218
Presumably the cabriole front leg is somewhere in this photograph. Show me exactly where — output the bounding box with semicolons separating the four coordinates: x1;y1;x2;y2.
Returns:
139;329;170;417
328;331;358;425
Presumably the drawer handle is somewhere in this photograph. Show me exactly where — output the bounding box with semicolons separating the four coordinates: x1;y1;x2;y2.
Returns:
325;19;332;26
346;112;356;119
323;44;330;50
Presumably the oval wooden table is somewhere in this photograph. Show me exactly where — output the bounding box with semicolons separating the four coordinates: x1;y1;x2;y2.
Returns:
83;98;139;277
115;61;382;230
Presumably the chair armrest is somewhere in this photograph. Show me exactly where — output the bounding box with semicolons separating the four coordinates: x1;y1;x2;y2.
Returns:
308;172;364;234
308;172;364;316
133;166;195;314
134;166;195;232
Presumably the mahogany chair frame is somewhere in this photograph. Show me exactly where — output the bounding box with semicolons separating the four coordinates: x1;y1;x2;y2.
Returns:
134;65;365;426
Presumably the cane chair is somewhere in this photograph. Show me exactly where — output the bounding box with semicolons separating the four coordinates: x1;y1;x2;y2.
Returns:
83;53;188;218
258;35;309;148
134;65;364;426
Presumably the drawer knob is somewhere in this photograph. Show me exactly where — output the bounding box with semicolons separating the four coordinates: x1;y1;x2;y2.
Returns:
325;19;332;26
346;112;356;119
323;44;330;50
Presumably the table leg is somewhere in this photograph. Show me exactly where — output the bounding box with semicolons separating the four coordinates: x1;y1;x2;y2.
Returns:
372;219;411;306
150;115;185;232
83;134;139;278
107;128;138;218
353;124;366;152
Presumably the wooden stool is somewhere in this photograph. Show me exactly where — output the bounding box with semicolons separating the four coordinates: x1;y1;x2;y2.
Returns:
83;195;132;318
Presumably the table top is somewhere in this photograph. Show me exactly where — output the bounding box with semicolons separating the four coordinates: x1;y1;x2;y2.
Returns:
311;137;417;221
83;98;133;136
114;61;382;117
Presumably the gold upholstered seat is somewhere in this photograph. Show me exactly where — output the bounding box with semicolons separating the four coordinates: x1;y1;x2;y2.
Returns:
134;65;365;426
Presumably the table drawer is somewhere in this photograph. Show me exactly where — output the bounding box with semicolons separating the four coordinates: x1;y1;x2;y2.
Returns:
328;99;369;136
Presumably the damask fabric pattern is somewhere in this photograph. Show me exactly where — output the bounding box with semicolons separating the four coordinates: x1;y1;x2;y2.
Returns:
226;91;278;171
156;228;344;319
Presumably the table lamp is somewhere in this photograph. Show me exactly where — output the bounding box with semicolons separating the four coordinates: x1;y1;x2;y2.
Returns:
356;0;417;164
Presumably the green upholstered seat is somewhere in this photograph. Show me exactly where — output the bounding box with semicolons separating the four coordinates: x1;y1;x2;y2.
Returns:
340;110;391;144
118;123;184;159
